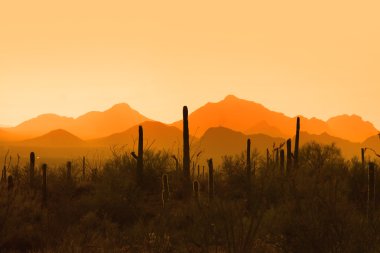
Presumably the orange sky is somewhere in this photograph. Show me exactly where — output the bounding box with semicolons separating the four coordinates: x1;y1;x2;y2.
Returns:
0;0;379;128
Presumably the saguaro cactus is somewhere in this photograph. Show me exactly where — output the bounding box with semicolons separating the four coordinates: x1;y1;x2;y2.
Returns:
66;161;72;181
280;149;285;176
368;162;375;221
294;117;300;168
42;163;47;207
361;148;366;168
82;156;86;180
247;139;251;178
162;174;169;208
1;166;6;185
286;139;292;174
30;152;35;187
266;148;270;168
207;159;214;201
131;126;144;184
183;106;190;182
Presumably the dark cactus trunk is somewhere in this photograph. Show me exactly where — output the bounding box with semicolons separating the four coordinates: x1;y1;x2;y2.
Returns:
286;139;292;175
208;159;214;201
82;156;86;180
368;162;375;222
294;117;300;168
42;163;47;207
247;139;251;178
30;152;35;188
1;166;6;185
266;148;270;168
137;125;144;184
183;106;190;181
280;149;285;176
361;148;365;168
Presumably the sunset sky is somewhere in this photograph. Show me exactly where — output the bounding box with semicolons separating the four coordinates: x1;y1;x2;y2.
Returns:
0;0;379;128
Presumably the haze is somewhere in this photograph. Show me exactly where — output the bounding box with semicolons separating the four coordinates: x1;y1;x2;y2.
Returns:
0;0;379;128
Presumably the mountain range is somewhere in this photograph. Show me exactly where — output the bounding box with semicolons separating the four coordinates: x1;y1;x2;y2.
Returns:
1;95;379;163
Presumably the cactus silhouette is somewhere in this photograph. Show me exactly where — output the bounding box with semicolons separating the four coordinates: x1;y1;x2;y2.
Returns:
246;139;251;178
131;126;144;184
361;148;365;168
368;162;375;222
183;106;190;181
1;166;6;185
182;106;191;197
294;117;300;168
162;174;169;208
286;139;292;174
207;159;214;201
30;152;35;187
82;156;86;180
42;163;47;207
280;149;285;176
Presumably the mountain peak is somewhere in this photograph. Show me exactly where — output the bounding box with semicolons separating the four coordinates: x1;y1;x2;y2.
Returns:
107;103;132;111
223;94;239;101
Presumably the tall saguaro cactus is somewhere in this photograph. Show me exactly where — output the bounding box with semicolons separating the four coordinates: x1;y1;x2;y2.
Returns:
30;152;35;188
368;162;375;222
280;149;285;176
183;106;190;181
208;159;214;201
42;163;47;207
294;117;300;168
361;148;365;168
82;156;86;180
247;139;251;178
132;126;144;184
286;139;292;175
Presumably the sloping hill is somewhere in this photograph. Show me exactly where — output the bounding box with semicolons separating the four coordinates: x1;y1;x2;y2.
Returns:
18;129;87;147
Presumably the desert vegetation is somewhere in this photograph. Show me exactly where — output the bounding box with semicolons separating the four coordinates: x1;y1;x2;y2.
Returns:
0;107;380;253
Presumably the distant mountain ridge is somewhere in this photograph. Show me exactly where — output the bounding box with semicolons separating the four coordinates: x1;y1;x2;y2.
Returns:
1;103;150;141
0;95;378;143
171;95;378;143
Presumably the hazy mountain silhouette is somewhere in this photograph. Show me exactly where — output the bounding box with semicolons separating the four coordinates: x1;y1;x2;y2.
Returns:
196;127;285;164
245;121;286;137
1;95;378;144
171;95;378;142
362;135;380;150
17;129;86;147
1;103;150;140
326;115;378;143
